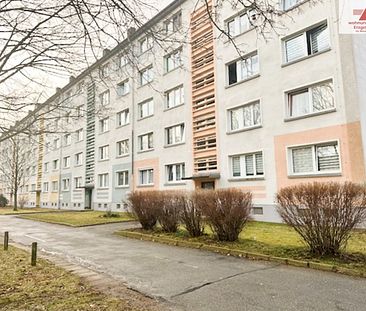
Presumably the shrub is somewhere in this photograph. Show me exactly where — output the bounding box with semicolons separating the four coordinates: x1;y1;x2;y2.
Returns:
180;192;204;237
196;189;252;242
277;182;366;256
102;209;120;218
158;191;182;233
128;191;162;230
0;194;8;208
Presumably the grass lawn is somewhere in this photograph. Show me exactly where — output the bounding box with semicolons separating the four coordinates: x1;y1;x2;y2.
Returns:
117;221;366;275
0;245;153;310
0;207;59;215
20;211;135;227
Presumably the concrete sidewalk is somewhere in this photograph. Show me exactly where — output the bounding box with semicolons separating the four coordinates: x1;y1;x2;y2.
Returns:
1;215;365;311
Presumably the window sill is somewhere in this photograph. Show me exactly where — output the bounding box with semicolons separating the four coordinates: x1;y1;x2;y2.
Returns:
137;184;154;188
116;123;130;129
228;177;265;182
164;142;185;148
99;130;110;135
227;124;262;135
224;27;255;43
97;187;109;190
280;0;309;13
115;185;130;189
164;103;184;112
137;148;154;154
74;164;83;167
284;108;336;122
116;154;129;159
98;159;110;162
288;172;342;179
163;66;182;76
137;81;153;89
225;74;260;89
138;115;154;122
164;182;187;186
281;48;331;68
116;92;130;97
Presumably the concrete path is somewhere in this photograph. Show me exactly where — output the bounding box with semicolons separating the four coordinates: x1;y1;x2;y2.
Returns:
0;215;365;311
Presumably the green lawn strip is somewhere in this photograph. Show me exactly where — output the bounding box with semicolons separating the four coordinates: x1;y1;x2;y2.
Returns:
0;207;62;215
20;211;136;227
0;245;145;311
115;221;366;277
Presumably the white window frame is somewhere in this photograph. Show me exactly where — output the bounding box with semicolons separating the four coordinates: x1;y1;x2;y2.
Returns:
227;100;261;132
64;134;71;146
139;66;153;86
76;128;83;142
139;36;152;54
166;163;185;183
225;10;254;37
99;90;110;106
52;159;59;170
62;178;70;191
230;151;265;179
227;52;259;86
99;117;109;133
63;156;71;168
99;145;109;161
43;182;49;193
44;162;49;173
97;173;109;189
116;139;129;157
116;170;129;187
165;123;185;146
165;48;182;72
51;181;58;192
75;152;83;166
285;79;335;119
138;132;154;152
117;109;130;127
117;79;130;96
139;168;154;186
282;0;304;11
165;85;184;109
287;140;341;176
138;99;154;119
74;176;82;189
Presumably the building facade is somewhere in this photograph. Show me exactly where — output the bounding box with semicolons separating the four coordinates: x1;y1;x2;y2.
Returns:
1;0;366;222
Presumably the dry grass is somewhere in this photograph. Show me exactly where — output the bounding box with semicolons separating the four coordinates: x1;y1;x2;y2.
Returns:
0;246;154;310
0;207;60;215
20;211;135;227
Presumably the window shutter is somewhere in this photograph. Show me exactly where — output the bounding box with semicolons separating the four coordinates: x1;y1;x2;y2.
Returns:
245;154;254;176
232;156;241;177
317;144;340;171
311;82;334;111
255;153;264;175
285;34;306;62
292;147;313;173
308;24;329;54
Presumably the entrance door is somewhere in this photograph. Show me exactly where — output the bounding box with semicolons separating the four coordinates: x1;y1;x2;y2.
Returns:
201;181;215;190
85;189;92;210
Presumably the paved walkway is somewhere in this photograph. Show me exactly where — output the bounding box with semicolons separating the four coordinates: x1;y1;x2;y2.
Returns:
1;215;365;311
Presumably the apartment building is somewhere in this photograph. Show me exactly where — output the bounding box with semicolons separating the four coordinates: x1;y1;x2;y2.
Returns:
1;0;365;222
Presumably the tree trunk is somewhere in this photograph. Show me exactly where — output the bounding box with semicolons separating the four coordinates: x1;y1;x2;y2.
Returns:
13;190;18;211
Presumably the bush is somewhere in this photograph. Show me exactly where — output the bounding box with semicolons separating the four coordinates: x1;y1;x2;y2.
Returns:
0;194;8;208
196;189;252;242
128;191;162;230
180;192;204;237
277;182;366;256
158;192;182;233
102;210;120;218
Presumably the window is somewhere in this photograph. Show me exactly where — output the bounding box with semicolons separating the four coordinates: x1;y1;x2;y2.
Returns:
54;138;60;149
75;152;83;166
165;11;182;33
139;169;153;185
138;133;153;151
63;156;70;168
116;139;129;157
166;124;185;145
138;99;154;119
166;85;184;109
229;101;261;131
31;184;36;191
99;145;109;160
165;49;182;72
117;80;129;96
45;142;50;153
231;152;264;178
44;162;49;173
64;134;71;146
166;163;185;182
101;63;110;78
227;53;259;85
139;66;153;86
116;171;129;187
287;80;334;118
139;36;152;54
31;165;36;175
98;173;109;188
289;142;340;175
100;90;110;106
284;22;329;63
76;105;84;118
43;182;49;193
76;128;83;142
282;0;303;10
74;177;82;189
117;109;130;126
62;178;70;191
99;118;109;133
226;10;254;37
52;159;59;170
119;55;128;67
252;206;264;215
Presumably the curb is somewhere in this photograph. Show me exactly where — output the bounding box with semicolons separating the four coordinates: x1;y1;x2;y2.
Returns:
117;231;365;279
